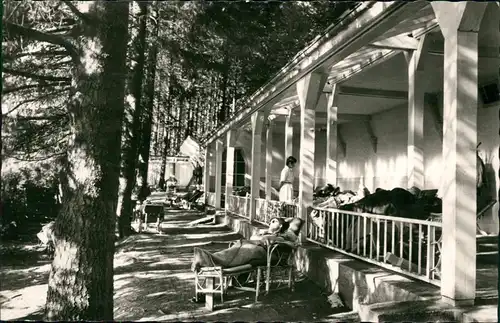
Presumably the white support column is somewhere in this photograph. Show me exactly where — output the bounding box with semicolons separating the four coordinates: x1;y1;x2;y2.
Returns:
265;117;274;200
250;111;266;221
405;35;429;189
326;85;339;186
431;1;487;306
203;145;211;195
285;107;294;158
296;71;328;239
225;130;237;212
214;138;223;210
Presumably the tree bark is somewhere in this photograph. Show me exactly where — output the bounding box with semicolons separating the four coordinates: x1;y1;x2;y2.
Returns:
137;3;159;191
158;82;174;190
118;2;148;238
45;2;129;321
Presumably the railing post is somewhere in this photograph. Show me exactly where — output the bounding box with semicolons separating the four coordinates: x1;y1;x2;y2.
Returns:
296;71;328;242
431;1;486;306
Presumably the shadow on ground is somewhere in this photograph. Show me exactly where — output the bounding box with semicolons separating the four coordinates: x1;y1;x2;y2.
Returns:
1;208;352;322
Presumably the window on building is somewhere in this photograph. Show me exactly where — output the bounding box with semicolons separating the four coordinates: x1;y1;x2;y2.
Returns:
221;148;246;190
234;149;245;187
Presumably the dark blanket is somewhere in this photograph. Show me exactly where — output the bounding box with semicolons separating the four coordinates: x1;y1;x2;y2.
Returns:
193;240;268;270
192;234;297;271
339;188;417;216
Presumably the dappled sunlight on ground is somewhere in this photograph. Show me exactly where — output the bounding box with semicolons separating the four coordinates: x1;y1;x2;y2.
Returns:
0;284;48;321
112;209;351;322
1;208;353;321
0;242;53;320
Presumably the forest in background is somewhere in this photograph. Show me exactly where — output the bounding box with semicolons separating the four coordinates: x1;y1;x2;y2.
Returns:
1;1;355;320
2;0;356;227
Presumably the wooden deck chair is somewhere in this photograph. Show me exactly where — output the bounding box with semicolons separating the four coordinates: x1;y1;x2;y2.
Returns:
194;240;297;311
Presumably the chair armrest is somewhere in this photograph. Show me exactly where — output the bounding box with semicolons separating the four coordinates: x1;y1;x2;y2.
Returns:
266;242;297;267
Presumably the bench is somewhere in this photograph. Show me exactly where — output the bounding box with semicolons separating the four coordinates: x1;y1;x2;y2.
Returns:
136;203;164;232
194;241;296;311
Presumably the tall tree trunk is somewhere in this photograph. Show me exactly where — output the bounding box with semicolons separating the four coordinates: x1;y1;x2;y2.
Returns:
158;83;173;190
158;128;170;189
138;4;159;191
45;2;129;321
219;53;230;123
119;2;148;238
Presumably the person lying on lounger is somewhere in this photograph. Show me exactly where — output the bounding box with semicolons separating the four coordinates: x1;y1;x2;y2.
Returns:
191;217;304;273
249;217;286;241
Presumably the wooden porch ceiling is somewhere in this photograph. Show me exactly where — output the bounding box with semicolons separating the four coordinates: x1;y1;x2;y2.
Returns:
205;1;497;145
263;2;439;119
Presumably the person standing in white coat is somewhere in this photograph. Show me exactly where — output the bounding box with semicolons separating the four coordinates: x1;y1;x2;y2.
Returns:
279;156;297;202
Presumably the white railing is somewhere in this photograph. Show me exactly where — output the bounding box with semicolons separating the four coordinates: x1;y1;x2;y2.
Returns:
307;207;443;286
254;198;299;225
206;192;216;207
254;198;268;224
226;194;250;219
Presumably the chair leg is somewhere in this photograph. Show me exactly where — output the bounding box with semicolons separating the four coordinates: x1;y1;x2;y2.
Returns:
288;268;295;291
220;275;224;304
220;284;224;304
205;277;214;311
195;275;199;302
255;268;261;302
265;267;271;294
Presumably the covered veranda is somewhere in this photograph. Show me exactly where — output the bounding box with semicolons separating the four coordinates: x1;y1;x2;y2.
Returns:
202;1;499;307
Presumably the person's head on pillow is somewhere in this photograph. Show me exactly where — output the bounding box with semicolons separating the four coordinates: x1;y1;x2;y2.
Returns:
268;217;285;234
286;217;304;236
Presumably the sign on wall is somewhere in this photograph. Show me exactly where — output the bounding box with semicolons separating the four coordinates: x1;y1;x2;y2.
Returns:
165;156;191;163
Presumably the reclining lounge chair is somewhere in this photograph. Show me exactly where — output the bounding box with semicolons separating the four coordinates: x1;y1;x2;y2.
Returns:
180;190;204;210
194;240;297;311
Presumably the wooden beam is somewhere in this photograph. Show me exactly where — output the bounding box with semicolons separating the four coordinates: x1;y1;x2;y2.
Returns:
427;44;500;59
432;2;486;38
406;35;428;189
265;119;273;200
249;111;268;221
383;18;438;41
328;48;395;73
329;50;401;85
272;95;299;109
373;4;437;42
412;23;440;39
225;130;237;212
368;34;419;51
338;86;407;100
326;85;339;185
296;71;328;241
338;113;372;123
272;110;372;123
405;34;431;70
328;47;379;71
319;1;428;70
